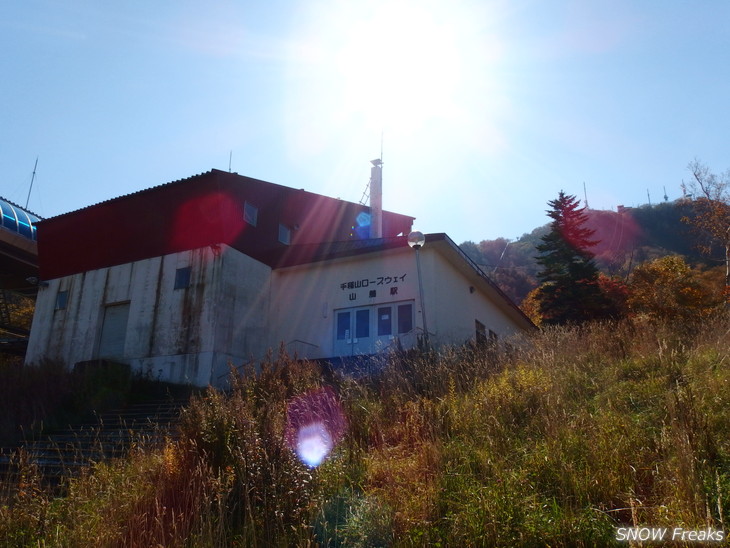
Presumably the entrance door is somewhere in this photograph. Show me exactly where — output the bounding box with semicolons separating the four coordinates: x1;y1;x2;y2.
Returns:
334;307;372;356
334;302;414;357
97;303;130;359
375;305;394;349
375;303;414;347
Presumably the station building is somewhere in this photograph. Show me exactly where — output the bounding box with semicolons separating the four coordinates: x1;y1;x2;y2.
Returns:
25;169;533;386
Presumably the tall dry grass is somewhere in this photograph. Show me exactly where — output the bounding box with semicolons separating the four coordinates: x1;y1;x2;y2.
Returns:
1;316;728;546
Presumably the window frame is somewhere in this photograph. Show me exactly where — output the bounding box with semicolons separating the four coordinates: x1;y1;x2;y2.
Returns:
475;319;488;345
174;266;192;290
397;303;414;334
278;223;291;245
377;306;392;336
55;290;69;310
244;201;258;226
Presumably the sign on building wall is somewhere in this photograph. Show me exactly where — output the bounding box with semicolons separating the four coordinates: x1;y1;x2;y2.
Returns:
339;273;407;302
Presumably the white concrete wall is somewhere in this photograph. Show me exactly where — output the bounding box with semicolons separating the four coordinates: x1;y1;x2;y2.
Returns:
26;245;272;387
26;240;528;384
270;244;529;359
207;246;272;385
26;268;111;367
425;247;527;344
270;248;420;359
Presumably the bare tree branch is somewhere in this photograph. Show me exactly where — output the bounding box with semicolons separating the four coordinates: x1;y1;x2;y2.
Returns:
683;159;730;304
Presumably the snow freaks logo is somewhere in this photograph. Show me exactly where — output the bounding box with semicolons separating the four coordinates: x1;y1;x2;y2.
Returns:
616;527;725;543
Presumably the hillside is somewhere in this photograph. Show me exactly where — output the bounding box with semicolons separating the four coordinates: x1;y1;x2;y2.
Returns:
460;200;716;305
2;318;728;545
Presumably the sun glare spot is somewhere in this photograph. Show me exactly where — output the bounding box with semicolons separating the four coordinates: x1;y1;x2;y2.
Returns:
286;387;347;468
295;422;333;467
286;0;508;156
171;192;244;250
333;2;465;131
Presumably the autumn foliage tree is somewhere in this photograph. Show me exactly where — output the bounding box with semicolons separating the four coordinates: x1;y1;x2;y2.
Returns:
681;159;730;302
627;255;722;322
596;273;629;317
533;191;616;325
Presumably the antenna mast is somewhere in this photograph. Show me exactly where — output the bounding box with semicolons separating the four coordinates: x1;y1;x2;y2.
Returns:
380;130;384;165
583;181;589;209
25;157;38;209
358;132;385;208
370;158;383;238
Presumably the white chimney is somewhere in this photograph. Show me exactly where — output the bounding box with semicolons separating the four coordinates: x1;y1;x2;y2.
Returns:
370;159;383;238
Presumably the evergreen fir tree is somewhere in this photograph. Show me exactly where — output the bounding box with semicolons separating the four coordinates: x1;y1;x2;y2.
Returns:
535;191;611;324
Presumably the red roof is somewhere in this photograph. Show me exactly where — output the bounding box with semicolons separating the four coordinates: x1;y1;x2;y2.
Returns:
37;169;415;279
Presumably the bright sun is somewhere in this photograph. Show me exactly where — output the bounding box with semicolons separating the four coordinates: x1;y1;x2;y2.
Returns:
334;2;465;131
289;0;504;142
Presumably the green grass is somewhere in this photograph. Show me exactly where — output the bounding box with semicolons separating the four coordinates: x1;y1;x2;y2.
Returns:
1;316;729;546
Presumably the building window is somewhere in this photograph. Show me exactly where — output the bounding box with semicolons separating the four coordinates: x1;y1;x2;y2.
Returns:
278;223;291;245
336;311;351;340
377;307;392;336
336;308;371;341
355;309;370;338
397;304;413;334
55;290;69;310
174;266;192;290
244;201;258;226
475;320;487;345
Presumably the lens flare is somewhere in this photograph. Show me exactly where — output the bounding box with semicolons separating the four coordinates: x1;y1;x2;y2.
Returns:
353;211;371;239
356;211;371;228
295;422;333;467
170;191;245;250
286;387;346;468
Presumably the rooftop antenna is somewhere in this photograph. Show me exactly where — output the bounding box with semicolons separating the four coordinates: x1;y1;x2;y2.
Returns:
228;151;232;173
358;132;385;207
370;158;383;238
372;130;384;238
583;181;589;209
25;157;38;209
380;130;384;165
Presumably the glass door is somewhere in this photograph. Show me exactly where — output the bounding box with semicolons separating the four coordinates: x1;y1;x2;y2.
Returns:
334;307;372;356
334;302;415;357
375;305;394;349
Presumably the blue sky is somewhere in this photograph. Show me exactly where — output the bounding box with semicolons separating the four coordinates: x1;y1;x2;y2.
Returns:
2;1;729;245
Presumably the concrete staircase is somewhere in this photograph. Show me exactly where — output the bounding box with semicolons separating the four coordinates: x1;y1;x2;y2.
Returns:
0;394;191;485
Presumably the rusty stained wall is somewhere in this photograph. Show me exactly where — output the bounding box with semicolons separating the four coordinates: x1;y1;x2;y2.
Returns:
207;246;272;384
27;268;108;366
26;245;273;386
128;248;216;384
